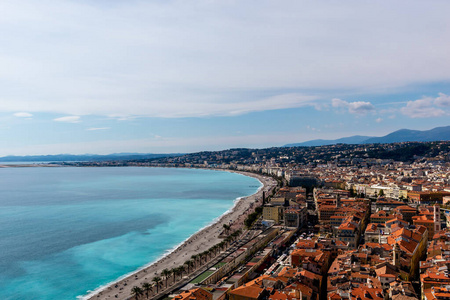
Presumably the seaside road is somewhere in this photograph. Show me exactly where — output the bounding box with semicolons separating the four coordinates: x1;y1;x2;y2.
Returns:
150;230;260;300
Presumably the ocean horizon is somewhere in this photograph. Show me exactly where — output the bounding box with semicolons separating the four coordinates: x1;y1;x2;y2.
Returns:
0;167;261;300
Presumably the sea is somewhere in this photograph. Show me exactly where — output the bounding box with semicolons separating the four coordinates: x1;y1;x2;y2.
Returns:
0;167;261;300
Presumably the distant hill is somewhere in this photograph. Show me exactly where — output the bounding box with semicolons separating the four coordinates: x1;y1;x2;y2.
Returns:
0;153;182;163
284;126;450;147
285;135;373;147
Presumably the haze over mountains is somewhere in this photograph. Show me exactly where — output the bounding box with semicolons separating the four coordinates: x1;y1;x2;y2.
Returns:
1;126;449;162
0;153;181;163
284;126;450;147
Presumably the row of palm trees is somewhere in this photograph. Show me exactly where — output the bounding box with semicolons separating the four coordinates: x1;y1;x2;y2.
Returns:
130;280;155;300
130;229;243;299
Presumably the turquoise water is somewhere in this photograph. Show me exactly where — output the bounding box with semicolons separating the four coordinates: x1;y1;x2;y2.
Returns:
0;167;261;300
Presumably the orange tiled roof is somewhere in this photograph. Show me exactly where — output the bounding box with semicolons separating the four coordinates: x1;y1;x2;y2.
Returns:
298;269;323;281
173;288;212;300
351;286;384;300
285;282;313;297
268;290;290;300
228;285;264;299
278;267;297;279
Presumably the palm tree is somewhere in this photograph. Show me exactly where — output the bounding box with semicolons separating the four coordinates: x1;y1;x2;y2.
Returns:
231;230;240;241
224;236;232;246
197;253;204;265
190;259;195;271
152;276;162;294
184;260;194;273
223;224;231;235
178;265;186;278
191;254;198;268
218;241;225;251
172;267;180;281
131;286;144;300
192;254;199;269
227;235;233;243
200;251;207;263
161;268;171;288
141;282;152;299
206;249;213;260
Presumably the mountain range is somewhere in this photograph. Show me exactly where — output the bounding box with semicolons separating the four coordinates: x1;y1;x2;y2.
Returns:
284;125;450;147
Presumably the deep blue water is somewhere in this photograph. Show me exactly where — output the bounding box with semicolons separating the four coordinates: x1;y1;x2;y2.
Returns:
0;167;260;300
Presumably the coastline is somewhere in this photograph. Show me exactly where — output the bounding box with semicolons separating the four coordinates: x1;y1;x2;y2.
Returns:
83;170;277;300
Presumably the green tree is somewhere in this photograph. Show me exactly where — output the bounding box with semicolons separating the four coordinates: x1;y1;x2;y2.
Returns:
152;276;162;294
185;260;194;273
172;267;180;281
202;250;210;262
198;252;206;264
231;230;241;241
213;244;220;255
131;286;144;300
178;265;186;277
245;212;259;228
161;268;171;288
223;224;231;235
141;282;152;299
191;254;198;268
218;241;225;251
224;236;232;246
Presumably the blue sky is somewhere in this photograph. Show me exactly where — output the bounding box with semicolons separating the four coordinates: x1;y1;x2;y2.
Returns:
1;0;450;156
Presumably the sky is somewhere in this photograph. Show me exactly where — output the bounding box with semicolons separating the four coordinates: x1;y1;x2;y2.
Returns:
1;0;450;156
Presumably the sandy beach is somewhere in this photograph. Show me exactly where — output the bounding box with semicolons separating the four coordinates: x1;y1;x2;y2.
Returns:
84;170;277;300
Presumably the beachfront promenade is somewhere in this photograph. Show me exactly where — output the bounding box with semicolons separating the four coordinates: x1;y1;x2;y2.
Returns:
149;228;268;300
87;172;278;300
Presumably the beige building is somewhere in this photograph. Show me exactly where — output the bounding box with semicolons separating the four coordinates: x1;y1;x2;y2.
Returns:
262;205;283;223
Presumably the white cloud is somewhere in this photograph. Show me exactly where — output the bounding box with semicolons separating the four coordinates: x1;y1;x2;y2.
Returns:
348;102;375;114
13;112;32;118
332;98;375;115
0;1;449;118
53;116;81;123
87;127;110;131
306;125;319;132
313;103;329;111
435;93;450;107
400;96;447;118
332;99;348;109
376;118;383;123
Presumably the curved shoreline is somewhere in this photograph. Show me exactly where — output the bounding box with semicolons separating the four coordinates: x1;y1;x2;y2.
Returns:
83;170;277;300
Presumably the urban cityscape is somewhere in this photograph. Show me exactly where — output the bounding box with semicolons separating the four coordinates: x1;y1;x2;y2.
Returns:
63;141;450;300
1;2;450;300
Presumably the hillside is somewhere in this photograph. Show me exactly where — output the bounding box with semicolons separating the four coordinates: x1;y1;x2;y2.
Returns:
284;126;450;147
